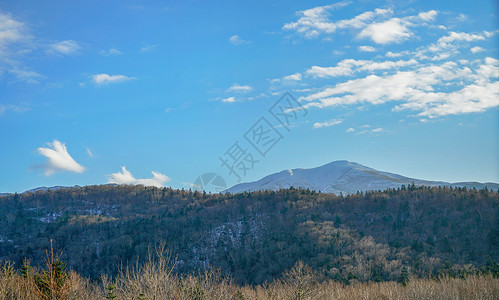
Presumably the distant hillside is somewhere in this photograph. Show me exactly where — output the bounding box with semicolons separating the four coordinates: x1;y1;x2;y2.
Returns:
226;160;499;194
0;184;497;285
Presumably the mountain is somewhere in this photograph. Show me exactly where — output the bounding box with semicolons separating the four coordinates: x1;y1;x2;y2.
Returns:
0;184;118;196
24;185;79;193
226;160;499;194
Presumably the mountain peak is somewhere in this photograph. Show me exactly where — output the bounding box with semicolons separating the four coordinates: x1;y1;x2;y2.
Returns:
226;161;498;194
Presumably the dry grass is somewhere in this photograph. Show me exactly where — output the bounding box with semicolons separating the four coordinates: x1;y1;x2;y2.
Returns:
1;251;498;300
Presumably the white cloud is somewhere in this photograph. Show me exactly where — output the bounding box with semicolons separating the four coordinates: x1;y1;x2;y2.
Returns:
454;13;468;22
359;45;376;52
8;68;44;83
346;127;355;132
0;11;28;56
0;10;40;83
229;35;251;45
86;147;94;158
271;73;303;84
385;51;404;57
107;166;170;187
438;31;485;44
358;18;411;44
306;58;418;78
414;30;494;60
227;83;252;93
283;5;390;39
101;48;122;56
417;10;438;22
357;10;438;44
470;46;484;53
306;64;353;77
282;3;346;38
140;44;158;53
37;140;85;176
335;8;392;30
360;59;418;71
49;40;80;55
313;119;342;128
283;73;302;81
0;103;29;115
221;96;237;103
357;127;384;135
283;5;437;44
301;57;499;118
182;182;201;189
91;73;134;85
108;166;135;184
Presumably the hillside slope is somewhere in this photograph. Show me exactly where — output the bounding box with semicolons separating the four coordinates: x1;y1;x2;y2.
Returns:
0;185;497;284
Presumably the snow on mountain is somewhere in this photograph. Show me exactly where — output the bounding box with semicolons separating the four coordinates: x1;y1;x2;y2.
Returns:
24;186;78;193
226;160;499;194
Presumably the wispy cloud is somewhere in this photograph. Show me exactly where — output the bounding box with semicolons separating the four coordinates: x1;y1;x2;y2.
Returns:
229;35;251;45
283;73;302;81
414;30;494;61
313;119;342;128
306;58;417;78
357;127;384;135
470;46;484;53
8;68;44;83
227;83;252;93
270;73;303;85
37;140;85;176
345;125;384;134
140;44;158;53
301;56;499;118
100;48;122;56
282;2;355;38
49;40;81;55
385;51;404;58
91;73;135;85
86;147;95;158
221;96;237;103
0;11;29;58
283;5;437;44
108;166;170;187
359;45;376;52
0;10;40;83
0;103;30;115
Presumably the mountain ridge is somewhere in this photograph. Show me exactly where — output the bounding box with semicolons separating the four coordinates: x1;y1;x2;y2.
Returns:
226;160;499;194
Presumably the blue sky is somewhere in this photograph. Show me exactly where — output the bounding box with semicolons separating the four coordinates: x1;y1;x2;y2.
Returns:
0;0;498;193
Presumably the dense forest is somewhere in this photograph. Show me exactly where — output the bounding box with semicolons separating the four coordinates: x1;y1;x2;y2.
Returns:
0;185;498;285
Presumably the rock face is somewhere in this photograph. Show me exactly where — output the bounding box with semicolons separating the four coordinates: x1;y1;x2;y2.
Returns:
226;160;498;194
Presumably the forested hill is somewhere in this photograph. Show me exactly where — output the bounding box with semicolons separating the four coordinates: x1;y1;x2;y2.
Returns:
0;185;498;284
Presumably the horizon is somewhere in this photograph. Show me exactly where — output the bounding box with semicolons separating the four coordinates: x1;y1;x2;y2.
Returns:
1;0;498;193
3;159;499;195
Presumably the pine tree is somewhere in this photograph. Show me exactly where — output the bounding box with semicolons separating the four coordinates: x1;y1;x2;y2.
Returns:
105;284;118;299
20;258;31;278
33;239;70;300
400;266;409;286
